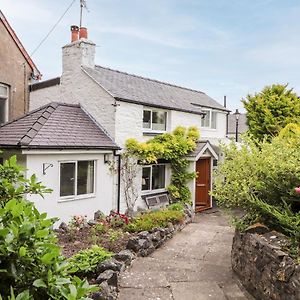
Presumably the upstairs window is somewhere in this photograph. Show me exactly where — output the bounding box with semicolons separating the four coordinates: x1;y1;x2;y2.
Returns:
143;109;167;131
201;109;217;129
60;160;95;199
142;164;166;191
0;84;9;125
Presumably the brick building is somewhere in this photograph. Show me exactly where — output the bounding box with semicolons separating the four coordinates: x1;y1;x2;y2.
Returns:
0;10;40;124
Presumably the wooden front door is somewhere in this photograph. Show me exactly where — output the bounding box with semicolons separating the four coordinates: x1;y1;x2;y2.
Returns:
195;158;211;212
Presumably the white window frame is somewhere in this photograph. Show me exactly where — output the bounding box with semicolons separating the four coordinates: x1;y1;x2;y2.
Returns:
59;160;96;201
143;108;167;132
201;109;217;129
142;164;166;193
0;83;9;124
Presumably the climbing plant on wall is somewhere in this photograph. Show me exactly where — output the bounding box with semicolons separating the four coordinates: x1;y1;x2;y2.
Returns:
125;126;200;203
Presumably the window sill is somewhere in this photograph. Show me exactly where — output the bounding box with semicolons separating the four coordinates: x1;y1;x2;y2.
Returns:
141;188;167;195
58;194;96;203
200;127;217;131
143;130;166;136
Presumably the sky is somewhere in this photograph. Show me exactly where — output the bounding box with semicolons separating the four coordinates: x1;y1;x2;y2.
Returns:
1;0;300;111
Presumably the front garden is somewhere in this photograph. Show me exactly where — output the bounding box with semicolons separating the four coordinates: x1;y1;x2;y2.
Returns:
0;154;193;300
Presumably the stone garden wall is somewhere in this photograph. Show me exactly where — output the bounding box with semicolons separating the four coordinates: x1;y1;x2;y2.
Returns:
92;204;194;300
231;229;300;300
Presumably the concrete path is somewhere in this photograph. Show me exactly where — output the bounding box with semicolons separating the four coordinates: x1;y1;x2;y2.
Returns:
118;210;253;300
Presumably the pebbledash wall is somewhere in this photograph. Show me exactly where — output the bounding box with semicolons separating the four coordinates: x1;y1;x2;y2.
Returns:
18;150;115;224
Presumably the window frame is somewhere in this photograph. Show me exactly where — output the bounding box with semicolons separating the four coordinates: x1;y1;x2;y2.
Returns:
141;164;166;193
0;83;9;125
143;108;167;132
201;109;217;129
59;160;96;201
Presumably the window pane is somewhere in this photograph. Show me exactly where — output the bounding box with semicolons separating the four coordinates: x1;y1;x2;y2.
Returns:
0;85;8;98
60;163;75;197
143;110;151;128
201;110;210;127
0;100;6;124
142;167;151;190
77;161;94;195
152;111;166;131
211;111;217;129
152;165;165;190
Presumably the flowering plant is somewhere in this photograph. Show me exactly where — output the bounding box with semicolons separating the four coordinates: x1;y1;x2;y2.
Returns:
106;211;129;228
69;214;87;230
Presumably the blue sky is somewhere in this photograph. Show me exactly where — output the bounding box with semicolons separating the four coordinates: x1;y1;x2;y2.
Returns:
2;0;300;111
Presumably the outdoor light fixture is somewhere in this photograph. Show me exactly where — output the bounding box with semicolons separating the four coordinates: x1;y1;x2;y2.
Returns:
233;109;240;142
104;153;111;164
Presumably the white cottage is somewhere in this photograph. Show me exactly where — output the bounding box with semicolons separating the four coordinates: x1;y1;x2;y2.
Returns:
1;25;230;219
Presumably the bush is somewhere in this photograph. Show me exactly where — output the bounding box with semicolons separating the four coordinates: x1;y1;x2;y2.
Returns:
167;202;185;211
106;211;129;228
213;129;300;258
242;84;300;142
125;209;185;233
213;134;300;209
0;156;96;299
67;246;112;276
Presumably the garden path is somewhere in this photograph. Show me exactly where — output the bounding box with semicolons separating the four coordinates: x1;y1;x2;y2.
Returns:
118;209;253;300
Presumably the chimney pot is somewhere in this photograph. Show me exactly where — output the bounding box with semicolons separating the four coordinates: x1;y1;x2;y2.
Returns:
79;27;88;39
71;25;79;42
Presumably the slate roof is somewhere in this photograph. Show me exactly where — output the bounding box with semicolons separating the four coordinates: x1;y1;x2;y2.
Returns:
0;103;119;150
228;113;248;134
83;65;229;114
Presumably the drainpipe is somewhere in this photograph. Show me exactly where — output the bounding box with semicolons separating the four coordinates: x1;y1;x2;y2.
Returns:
113;150;121;213
224;95;229;137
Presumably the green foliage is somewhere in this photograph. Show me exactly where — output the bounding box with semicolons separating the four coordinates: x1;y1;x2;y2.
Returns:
124;209;185;233
242;84;300;142
213;132;300;258
67;246;112;276
125;126;199;202
167;202;185;211
0;155;51;205
0;155;96;299
213;135;300;209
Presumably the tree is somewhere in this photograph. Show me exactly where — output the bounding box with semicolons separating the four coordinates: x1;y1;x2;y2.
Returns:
242;84;300;141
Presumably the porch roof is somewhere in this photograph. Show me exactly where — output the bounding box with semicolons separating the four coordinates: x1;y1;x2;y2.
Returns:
187;140;219;160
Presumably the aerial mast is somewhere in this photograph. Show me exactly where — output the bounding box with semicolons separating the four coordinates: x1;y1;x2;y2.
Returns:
79;0;87;27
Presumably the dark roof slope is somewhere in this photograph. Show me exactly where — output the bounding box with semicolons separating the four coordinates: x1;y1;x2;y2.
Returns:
83;65;229;114
228;113;248;134
0;103;119;150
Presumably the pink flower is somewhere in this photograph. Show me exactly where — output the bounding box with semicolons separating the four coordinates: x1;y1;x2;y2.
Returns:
294;187;300;195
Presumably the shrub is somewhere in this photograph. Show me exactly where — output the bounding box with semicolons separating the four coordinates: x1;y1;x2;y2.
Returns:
0;155;96;299
242;84;300;142
67;246;112;276
125;209;185;232
167;202;185;211
106;211;129;228
213;134;300;209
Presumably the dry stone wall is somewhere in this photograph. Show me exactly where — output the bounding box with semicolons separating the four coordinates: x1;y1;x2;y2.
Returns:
232;229;300;300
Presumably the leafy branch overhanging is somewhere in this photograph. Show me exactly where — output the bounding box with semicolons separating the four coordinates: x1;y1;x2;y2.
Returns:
124;126;200;203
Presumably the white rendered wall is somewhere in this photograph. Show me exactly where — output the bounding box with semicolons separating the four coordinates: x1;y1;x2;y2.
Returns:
25;151;115;224
170;110;227;143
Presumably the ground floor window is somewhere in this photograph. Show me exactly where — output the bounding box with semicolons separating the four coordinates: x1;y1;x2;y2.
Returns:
60;160;95;198
142;164;166;191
